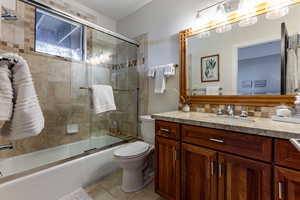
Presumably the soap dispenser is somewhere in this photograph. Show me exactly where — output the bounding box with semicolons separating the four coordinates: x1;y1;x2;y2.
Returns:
295;93;300;118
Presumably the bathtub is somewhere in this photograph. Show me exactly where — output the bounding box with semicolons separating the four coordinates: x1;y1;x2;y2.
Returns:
0;136;125;200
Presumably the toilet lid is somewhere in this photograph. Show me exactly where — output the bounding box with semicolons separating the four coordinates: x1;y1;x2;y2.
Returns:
114;141;150;158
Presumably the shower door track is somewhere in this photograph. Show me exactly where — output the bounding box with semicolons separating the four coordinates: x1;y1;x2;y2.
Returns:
18;0;140;47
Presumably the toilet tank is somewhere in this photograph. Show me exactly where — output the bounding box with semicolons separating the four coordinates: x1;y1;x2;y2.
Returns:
139;115;155;144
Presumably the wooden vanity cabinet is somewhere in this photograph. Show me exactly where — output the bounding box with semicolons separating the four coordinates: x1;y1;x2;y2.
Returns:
181;143;218;200
155;121;181;200
155;121;300;200
218;153;272;200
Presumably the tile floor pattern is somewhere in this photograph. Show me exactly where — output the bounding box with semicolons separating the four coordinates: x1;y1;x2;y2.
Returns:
85;169;165;200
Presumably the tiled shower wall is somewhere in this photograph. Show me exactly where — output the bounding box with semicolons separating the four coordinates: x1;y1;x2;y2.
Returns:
0;1;138;159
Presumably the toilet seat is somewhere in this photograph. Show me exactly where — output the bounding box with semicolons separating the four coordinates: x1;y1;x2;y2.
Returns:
114;141;150;159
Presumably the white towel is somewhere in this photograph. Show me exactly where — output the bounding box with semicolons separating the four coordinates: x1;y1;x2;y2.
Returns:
91;85;116;114
206;86;220;95
0;65;13;121
164;64;176;77
59;188;92;200
147;67;156;78
287;49;298;94
154;67;166;94
0;53;44;140
297;47;300;91
148;64;176;94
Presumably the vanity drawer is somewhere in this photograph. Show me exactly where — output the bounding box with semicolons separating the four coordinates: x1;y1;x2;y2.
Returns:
182;125;272;162
275;139;300;170
155;121;180;140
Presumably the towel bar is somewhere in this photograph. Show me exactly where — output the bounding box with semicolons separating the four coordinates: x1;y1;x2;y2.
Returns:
0;144;13;151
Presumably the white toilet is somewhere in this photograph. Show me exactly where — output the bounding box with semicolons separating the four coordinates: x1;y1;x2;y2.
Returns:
113;115;155;193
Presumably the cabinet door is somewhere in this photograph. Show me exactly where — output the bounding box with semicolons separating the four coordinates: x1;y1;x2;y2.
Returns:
275;166;300;200
218;153;271;200
182;143;218;200
155;136;180;200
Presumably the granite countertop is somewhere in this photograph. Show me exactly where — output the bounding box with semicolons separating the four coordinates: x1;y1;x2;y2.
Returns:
151;111;300;140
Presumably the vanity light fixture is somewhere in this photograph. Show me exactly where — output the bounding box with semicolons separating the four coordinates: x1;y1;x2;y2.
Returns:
194;10;211;38
193;11;208;30
193;0;298;36
215;3;232;33
266;0;290;20
238;0;258;27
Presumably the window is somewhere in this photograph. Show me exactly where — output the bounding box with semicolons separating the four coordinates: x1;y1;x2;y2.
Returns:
35;9;84;61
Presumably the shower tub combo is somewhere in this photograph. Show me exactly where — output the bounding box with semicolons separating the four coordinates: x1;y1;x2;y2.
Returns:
0;138;125;200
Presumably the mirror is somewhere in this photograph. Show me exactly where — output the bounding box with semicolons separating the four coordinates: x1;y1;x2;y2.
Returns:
186;3;300;96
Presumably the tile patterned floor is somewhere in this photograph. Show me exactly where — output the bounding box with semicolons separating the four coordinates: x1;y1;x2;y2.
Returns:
85;169;165;200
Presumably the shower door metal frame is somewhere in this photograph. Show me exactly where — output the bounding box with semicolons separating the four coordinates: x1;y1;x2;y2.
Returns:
18;0;140;47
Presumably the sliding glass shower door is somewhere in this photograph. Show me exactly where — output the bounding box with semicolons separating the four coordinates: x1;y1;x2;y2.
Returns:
85;28;138;150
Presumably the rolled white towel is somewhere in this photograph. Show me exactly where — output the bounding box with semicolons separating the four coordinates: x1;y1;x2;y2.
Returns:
0;65;13;121
0;53;44;140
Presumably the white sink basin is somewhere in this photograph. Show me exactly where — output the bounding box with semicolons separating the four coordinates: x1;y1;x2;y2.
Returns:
211;115;256;123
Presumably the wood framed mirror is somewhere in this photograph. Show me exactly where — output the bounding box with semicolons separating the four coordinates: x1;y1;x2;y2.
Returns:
179;1;300;107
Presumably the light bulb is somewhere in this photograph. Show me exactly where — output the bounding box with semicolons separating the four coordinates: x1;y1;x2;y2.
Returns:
239;16;258;27
197;31;210;38
266;0;290;20
193;10;211;30
215;4;227;22
266;6;289;19
238;0;258;27
216;24;232;33
238;0;256;15
214;3;232;33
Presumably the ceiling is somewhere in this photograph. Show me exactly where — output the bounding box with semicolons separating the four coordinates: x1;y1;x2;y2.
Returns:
73;0;153;21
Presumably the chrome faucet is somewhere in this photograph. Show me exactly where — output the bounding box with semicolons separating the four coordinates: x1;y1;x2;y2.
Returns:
240;106;248;118
227;105;235;117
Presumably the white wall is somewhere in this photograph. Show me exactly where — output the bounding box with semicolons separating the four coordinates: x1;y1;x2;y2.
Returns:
61;0;117;32
117;0;219;114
